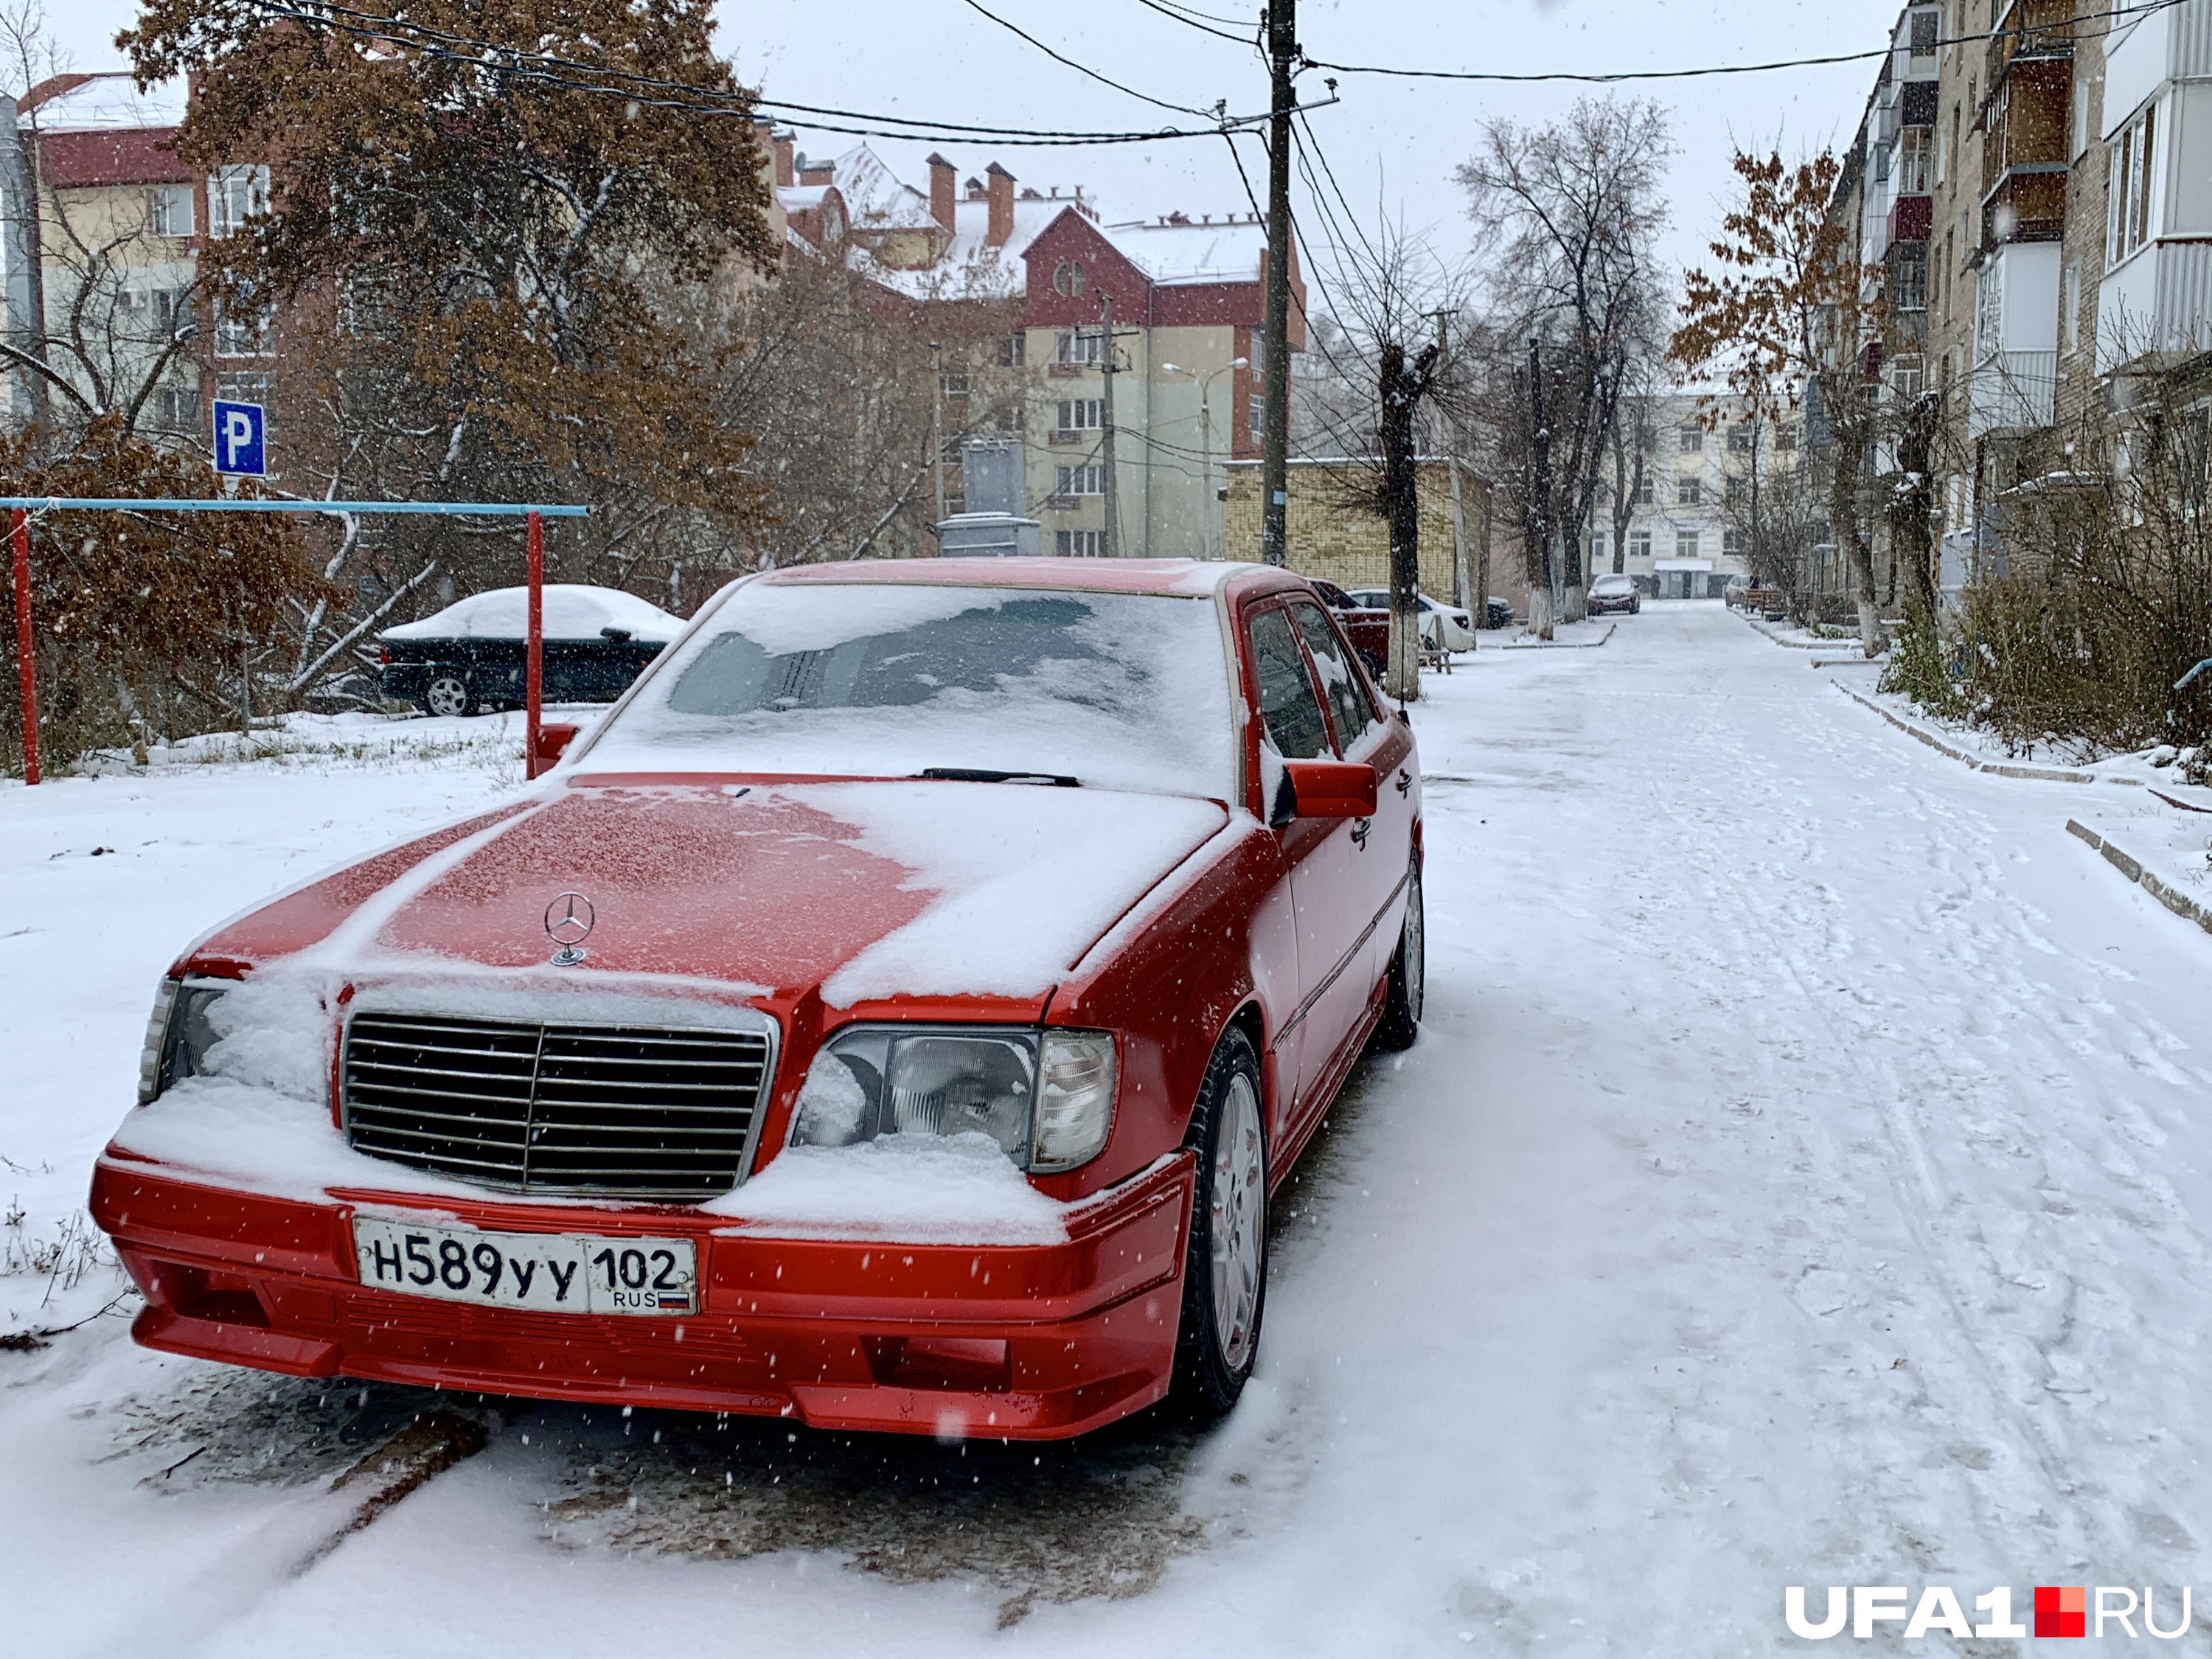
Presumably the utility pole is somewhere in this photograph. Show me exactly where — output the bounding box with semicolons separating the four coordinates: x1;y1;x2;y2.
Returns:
1099;294;1121;557
1259;0;1296;566
928;339;947;538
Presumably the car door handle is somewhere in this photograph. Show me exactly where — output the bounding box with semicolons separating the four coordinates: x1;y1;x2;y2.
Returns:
1350;817;1372;848
1395;769;1413;795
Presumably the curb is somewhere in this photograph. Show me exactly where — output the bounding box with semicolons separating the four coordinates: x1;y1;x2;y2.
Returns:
1832;682;2146;786
1503;623;1617;650
2067;819;2212;938
1812;657;1879;669
1739;612;1832;649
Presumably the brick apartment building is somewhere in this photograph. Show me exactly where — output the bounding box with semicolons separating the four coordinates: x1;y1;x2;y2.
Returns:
1823;0;2212;605
774;141;1302;558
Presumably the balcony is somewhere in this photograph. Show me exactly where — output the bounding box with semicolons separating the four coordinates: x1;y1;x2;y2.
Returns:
1967;241;2060;435
1888;193;1931;246
1985;0;2075;93
1968;349;2056;435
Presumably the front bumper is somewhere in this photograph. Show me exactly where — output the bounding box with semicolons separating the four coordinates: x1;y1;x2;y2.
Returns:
90;1152;1194;1440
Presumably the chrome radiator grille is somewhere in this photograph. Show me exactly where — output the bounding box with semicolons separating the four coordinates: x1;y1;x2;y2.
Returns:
341;1012;772;1198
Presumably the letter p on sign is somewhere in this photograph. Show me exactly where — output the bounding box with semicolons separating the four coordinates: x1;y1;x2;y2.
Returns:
212;399;266;477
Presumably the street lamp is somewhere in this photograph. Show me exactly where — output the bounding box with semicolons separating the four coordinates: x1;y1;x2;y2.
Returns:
1162;357;1247;559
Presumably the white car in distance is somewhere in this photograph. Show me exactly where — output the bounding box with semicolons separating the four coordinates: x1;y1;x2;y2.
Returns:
1340;588;1475;652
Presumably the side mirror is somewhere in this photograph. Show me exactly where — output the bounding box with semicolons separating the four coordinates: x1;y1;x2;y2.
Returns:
535;721;579;768
1279;758;1377;821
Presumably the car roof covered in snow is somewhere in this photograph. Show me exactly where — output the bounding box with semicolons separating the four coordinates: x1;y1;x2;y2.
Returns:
383;584;686;643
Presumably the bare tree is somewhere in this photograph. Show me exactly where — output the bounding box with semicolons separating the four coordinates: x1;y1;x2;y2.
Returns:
0;0;206;460
1289;200;1469;698
726;246;1029;571
1456;97;1671;633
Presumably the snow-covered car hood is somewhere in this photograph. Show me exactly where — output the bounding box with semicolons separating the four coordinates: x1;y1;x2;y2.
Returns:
186;780;1230;1011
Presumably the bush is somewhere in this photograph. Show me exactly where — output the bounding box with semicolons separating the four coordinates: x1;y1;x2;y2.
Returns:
0;425;344;776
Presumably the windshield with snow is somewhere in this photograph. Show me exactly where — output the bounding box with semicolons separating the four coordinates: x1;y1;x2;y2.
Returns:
582;582;1238;798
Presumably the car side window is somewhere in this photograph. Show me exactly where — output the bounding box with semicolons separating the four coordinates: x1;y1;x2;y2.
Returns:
1247;606;1333;759
1287;600;1385;754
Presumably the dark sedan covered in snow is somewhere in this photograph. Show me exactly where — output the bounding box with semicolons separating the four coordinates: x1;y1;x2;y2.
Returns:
379;585;684;717
94;559;1424;1440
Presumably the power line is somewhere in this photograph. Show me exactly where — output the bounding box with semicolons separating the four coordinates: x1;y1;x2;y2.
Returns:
1130;0;1258;46
248;1;1261;145
1306;0;2187;84
960;0;1217;117
1295;110;1382;278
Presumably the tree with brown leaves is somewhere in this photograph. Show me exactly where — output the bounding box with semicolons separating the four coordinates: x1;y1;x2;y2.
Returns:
1672;148;1885;655
119;0;778;679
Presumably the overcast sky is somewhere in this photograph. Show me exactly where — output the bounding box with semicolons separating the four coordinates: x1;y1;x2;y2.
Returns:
35;0;1905;298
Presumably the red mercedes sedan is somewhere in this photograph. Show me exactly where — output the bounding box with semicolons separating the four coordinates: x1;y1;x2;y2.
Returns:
91;558;1423;1439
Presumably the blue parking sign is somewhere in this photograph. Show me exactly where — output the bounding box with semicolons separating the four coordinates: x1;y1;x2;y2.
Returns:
212;400;266;477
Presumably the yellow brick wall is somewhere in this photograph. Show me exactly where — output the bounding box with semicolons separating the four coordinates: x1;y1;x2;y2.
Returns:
1222;459;1503;606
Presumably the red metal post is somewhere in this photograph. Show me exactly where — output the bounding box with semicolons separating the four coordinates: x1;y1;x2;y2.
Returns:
525;509;543;779
10;509;38;787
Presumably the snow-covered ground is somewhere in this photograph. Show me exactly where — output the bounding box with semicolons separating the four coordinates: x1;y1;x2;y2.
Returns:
7;602;2212;1654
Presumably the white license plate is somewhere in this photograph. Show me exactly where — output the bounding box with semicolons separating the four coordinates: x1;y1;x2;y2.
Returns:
352;1216;698;1316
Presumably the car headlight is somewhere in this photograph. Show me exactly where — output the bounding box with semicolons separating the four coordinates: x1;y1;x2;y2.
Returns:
136;976;228;1105
789;1026;1116;1172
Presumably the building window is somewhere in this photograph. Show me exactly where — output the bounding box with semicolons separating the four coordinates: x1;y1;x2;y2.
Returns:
1896;128;1931;195
215;370;269;406
1055;398;1104;431
1678;426;1703;453
213;293;273;358
1725;475;1747;507
1248;329;1266;380
1055;464;1104;496
1775;425;1798;453
1722;528;1742;557
1891;352;1926;398
1727;425;1753;453
151;383;198;431
1590;530;1607;564
206;164;268;238
2110;102;2157;264
1056;529;1107;556
1633;475;1655;507
148;185;194;238
1630;529;1652;560
1677;478;1701;507
1055;330;1103;365
1893;243;1928;313
1249;395;1264;439
1676;530;1700;560
940;372;969;399
1909;7;1938;60
1975;261;2002;361
998;333;1025;366
1051;260;1087;297
997;402;1023;433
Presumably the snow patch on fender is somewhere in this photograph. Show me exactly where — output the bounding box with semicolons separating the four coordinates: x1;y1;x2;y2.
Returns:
706;1131;1068;1244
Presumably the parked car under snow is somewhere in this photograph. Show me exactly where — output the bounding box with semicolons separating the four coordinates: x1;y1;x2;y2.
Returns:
94;559;1425;1440
378;584;685;717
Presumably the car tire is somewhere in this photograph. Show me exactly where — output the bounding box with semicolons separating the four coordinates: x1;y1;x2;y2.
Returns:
421;672;473;718
1170;1026;1267;1420
1369;858;1425;1052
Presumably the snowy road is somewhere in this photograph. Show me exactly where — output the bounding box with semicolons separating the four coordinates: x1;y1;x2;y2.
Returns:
7;602;2212;1654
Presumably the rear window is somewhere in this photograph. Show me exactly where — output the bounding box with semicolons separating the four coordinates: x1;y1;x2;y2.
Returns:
585;581;1237;799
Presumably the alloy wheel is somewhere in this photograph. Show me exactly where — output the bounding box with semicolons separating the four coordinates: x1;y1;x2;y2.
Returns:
1208;1072;1265;1373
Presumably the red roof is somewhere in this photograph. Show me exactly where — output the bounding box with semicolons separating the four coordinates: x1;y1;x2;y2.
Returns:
38;127;190;189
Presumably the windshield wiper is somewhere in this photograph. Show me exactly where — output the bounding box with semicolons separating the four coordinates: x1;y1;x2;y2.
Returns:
917;767;1081;787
